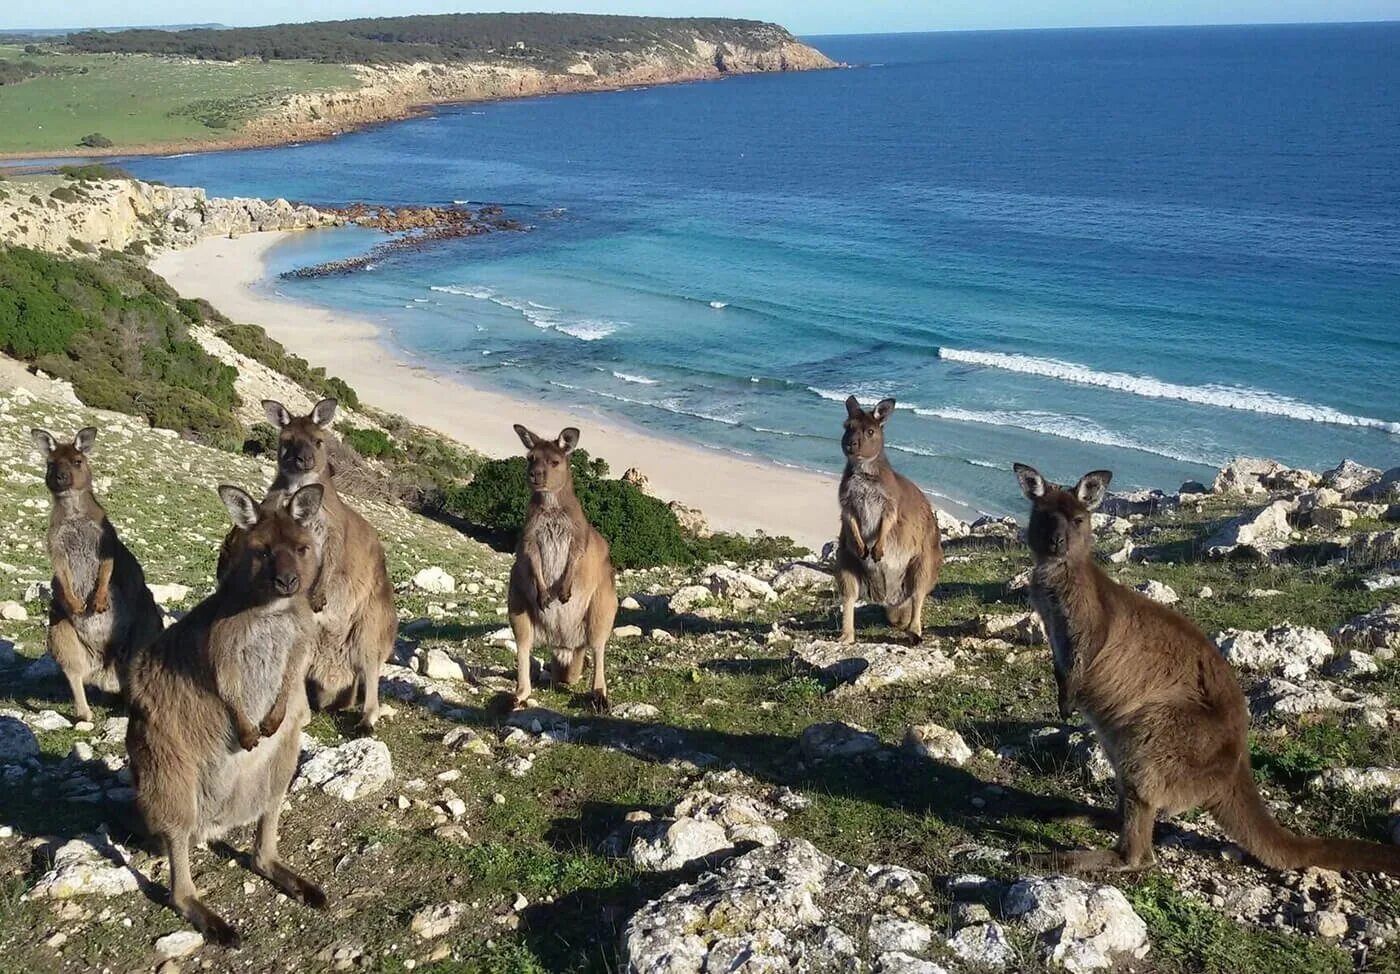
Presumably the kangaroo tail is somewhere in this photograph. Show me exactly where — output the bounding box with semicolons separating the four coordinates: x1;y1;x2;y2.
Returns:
1209;767;1400;875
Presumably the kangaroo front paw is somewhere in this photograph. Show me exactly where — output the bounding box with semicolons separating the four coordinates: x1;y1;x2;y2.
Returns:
258;713;284;738
236;727;260;751
92;592;110;614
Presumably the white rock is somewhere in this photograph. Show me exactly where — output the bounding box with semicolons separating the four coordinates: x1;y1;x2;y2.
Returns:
27;835;139;899
945;923;1015;969
1214;625;1333;677
869;916;934;954
1333;603;1400;651
1004;875;1151;972
902;724;972;767
418;647;466;682
293;738;393;800
412;567;456;594
770;562;832;592
612;624;644;639
1309;767;1400;793
705;566;777;602
797;640;954;693
28;709;73;732
628;817;731;872
799;721;881;761
1322;459;1381;494
0;601;28;621
667;585;712;615
1134;580;1179;605
978;612;1045;645
613;702;661;720
1213;457;1285;495
155;930;204;959
411;901;465;939
1205;501;1292;558
442;727;492;756
147;583;191;605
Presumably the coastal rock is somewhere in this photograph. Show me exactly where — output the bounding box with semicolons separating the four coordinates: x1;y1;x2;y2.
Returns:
902;723;972;766
1307;507;1356;532
1205;501;1292;559
1332;604;1400;651
621;838;935;974
667;585;713;614
27;835;139;900
795;639;954;694
770;562;832;591
1352;466;1400;502
621;467;654;495
1004;875;1151;972
411;566;456;594
1213;625;1334;677
978;611;1045;645
1322;459;1382;494
1099;490;1176;518
1212;458;1285;495
1134;580;1179;605
945;923;1015;969
668;501;712;538
293;737;393;800
705;566;776;602
799;721;881;762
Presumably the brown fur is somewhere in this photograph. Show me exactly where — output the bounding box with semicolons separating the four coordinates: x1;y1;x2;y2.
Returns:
834;397;943;643
225;399;397;733
31;428;163;720
506;425;617;711
127;483;328;946
1014;462;1400;876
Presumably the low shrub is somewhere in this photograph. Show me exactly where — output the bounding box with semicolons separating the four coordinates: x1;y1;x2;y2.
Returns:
341;425;394;459
77;132;113;148
209;318;360;409
59;163;132;182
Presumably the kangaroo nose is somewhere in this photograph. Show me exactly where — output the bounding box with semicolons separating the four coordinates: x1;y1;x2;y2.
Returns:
274;572;300;596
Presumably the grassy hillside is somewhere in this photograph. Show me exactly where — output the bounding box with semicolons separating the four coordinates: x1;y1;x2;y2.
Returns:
66;14;801;66
0;44;356;153
0;377;1397;971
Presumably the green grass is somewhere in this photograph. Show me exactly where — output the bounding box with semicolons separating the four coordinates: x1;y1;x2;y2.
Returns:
0;46;357;153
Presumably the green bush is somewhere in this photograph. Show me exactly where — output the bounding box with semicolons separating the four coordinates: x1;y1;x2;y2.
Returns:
59;163;132;182
77;132;114;148
242;422;279;457
341;426;394;459
210;318;360;409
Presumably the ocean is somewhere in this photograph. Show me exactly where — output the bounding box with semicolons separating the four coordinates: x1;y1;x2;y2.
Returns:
125;23;1400;516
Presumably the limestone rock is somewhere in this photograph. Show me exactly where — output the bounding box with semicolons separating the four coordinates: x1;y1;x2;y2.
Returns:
1134;580;1179;605
799;721;881;762
27;835;139;899
705;566;777;602
1322;459;1382;494
411;901;465;939
416;646;467;682
1213;458;1285;495
0;715;39;764
668;501;712;538
147;582;191;605
627;817;732;872
1214;625;1333;678
667;585;713;615
412;566;456;594
293;737;393;800
771;562;832;592
1333;603;1400;651
1205;501;1292;559
1309;767;1400;794
902;724;972;767
945;922;1015;969
796;639;954;694
978;612;1045;645
1099;490;1176;518
154;930;204;959
1352;466;1400;503
1004;875;1151;972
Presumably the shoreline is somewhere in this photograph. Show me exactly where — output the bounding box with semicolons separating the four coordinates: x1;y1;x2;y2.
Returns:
0;62;841;164
151;231;851;550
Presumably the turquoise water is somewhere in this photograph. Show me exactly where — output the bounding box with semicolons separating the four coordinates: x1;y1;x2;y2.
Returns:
127;24;1400;514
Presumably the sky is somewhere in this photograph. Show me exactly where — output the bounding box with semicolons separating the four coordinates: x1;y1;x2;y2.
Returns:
4;0;1399;35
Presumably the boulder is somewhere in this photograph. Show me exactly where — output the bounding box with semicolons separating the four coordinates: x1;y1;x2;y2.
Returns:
1248;678;1382;718
668;501;712;538
667;585;713;615
1134;580;1179;605
796;640;954;694
293;737;393;800
1352;467;1400;503
147;582;191;605
945;923;1015;969
1333;603;1400;651
902;724;972;766
1004;875;1151;972
1212;458;1285;495
1307;507;1356;532
1309;767;1400;794
626;817;732;872
154;930;204;959
621;467;654;495
621;839;936;974
771;562;832;592
416;646;467;682
1213;625;1334;678
1205;501;1292;559
1322;459;1382;494
411;566;456;594
26;835;139;899
799;721;881;762
936;508;970;540
411;901;465;939
1099;490;1176;518
978;612;1045;645
0;715;39;764
705;566;777;602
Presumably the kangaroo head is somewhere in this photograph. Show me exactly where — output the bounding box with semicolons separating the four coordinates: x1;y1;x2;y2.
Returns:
218;483;324;604
264;398;337;481
1014;463;1112;563
32;427;97;497
514;424;578;495
841;396;895;464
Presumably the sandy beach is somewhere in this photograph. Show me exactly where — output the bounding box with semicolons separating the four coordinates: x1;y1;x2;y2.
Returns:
152;231;846;549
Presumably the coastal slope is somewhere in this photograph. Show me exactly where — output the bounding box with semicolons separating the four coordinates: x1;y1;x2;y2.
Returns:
1;14;836;156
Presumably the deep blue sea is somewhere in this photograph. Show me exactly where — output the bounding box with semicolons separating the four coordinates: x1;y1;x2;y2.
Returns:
126;23;1400;515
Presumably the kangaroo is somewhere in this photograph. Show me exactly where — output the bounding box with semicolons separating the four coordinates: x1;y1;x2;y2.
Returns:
247;399;396;733
507;425;617;711
31;427;163;720
835;397;943;644
127;483;328;946
1014;462;1400;876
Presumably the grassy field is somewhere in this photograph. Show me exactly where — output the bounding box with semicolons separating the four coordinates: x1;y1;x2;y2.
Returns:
0;47;356;154
0;378;1397;971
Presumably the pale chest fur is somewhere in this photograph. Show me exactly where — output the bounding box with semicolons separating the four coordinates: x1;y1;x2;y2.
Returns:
841;471;889;542
1030;566;1076;678
531;504;575;587
49;515;103;596
212;607;309;724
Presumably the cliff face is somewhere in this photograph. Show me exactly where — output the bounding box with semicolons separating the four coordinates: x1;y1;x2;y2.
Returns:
237;36;837;146
0;176;334;257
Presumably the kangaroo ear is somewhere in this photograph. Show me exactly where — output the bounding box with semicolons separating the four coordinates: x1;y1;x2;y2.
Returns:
74;427;98;454
513;424;536;450
30;428;57;457
310;398;338;428
1074;470;1113;511
218;485;260;531
263;400;292;428
873;398;897;424
288;484;324;525
844;396;864;420
1014;462;1047;501
557;427;580;454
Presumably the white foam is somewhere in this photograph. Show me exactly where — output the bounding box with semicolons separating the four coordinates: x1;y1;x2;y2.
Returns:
430;284;495;299
708;300;728;309
611;371;658;385
939;347;1400;434
912;405;1216;464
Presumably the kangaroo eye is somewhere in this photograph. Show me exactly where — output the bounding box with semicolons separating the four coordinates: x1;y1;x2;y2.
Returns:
315;439;324;448
551;459;560;468
1073;516;1086;526
297;545;310;556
